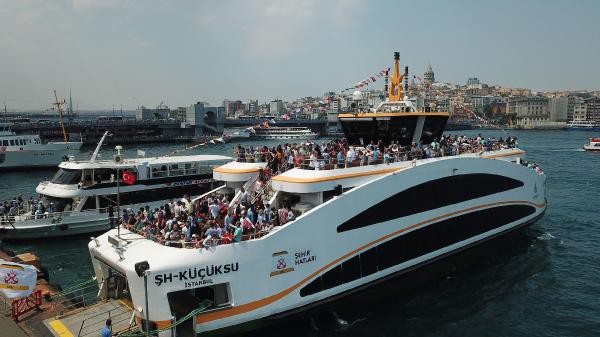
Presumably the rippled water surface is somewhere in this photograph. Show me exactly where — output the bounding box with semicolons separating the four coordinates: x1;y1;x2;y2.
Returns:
1;130;599;336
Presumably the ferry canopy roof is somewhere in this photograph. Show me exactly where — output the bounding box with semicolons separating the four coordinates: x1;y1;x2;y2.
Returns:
59;154;233;170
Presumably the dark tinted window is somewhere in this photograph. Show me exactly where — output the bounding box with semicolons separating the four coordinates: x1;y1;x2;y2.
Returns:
341;255;361;283
51;169;82;185
420;116;448;144
321;265;342;291
359;247;378;277
338;174;524;233
300;205;537;297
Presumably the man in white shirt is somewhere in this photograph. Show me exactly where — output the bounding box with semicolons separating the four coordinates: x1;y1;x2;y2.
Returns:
346;146;356;167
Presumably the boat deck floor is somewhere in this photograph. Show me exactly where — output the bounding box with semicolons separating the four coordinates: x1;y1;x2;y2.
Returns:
44;299;134;337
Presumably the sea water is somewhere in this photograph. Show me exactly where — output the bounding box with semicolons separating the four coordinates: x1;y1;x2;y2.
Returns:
1;130;599;336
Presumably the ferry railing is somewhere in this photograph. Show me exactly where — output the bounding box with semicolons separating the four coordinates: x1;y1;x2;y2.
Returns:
77;305;134;337
191;185;228;203
49;279;102;316
1;207;110;226
294;144;519;171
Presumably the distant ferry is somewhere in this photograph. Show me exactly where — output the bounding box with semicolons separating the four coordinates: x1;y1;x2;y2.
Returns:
0;122;82;170
567;120;600;130
225;126;318;141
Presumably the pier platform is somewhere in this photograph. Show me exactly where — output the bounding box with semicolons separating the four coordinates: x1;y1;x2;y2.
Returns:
0;314;29;337
44;299;134;337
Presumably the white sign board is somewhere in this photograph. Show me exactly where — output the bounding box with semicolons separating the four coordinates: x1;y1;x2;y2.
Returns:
0;259;38;299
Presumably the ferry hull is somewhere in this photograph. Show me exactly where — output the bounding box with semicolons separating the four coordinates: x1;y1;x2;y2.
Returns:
201;210;545;337
0;142;82;170
0;216;109;240
88;155;546;337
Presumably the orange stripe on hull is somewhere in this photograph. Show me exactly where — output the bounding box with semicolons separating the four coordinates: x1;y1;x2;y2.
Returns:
196;200;545;324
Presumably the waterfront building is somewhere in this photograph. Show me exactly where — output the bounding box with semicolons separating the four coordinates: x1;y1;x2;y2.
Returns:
508;96;557;128
170;107;187;121
572;97;587;121
269;99;285;115
585;97;600;123
246;100;259;115
548;97;568;123
467;77;480;86
185;102;225;136
136;105;169;120
424;63;435;84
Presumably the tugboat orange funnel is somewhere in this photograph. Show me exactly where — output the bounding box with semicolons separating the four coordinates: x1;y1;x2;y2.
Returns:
388;52;405;102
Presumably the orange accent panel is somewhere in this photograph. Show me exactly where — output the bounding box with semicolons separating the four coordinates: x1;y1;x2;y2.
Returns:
196;200;546;324
213;167;261;174
482;150;526;158
338;112;450;118
272;167;404;184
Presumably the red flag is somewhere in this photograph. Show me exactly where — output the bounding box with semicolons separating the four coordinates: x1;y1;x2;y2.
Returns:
122;171;136;185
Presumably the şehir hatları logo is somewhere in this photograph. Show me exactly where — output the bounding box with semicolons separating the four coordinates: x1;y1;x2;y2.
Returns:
4;271;19;285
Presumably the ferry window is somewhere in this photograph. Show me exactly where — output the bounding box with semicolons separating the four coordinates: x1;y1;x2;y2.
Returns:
341;255;361;283
9;140;14;146
321;265;342;291
93;168;118;182
2;140;7;146
420;116;448;144
376;237;402;270
170;164;183;176
337;174;524;233
81;197;97;211
51;168;82;185
185;163;198;175
359;247;378;277
299;276;322;297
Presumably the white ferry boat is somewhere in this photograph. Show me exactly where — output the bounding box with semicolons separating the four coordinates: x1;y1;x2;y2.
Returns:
252;126;318;140
0;123;82;169
83;54;547;337
225;126;318;141
584;137;600;151
0;140;232;239
566;120;600;130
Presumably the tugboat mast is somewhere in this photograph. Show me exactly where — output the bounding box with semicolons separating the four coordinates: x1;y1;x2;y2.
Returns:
53;90;69;143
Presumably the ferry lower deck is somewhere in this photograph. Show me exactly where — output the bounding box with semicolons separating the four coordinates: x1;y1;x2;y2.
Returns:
83;145;546;337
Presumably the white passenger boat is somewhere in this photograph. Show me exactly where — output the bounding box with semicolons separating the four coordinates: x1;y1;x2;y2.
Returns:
84;53;547;337
566;120;600;130
252;126;318;140
584;137;600;151
225;126;318;141
0;136;232;239
0;123;82;169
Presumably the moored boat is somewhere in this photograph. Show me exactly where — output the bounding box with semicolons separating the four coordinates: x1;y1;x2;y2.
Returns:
0;123;82;170
0;135;232;239
583;137;600;151
81;53;547;337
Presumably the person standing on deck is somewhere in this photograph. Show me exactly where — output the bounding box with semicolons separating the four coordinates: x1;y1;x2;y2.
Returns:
101;318;112;337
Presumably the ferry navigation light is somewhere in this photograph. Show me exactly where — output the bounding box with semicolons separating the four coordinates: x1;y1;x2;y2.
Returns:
134;261;150;277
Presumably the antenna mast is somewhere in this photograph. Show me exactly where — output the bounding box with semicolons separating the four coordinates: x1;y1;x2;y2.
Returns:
3;101;7;122
53;90;69;143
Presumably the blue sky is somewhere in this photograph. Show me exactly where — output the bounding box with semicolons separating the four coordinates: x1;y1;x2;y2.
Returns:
0;0;598;110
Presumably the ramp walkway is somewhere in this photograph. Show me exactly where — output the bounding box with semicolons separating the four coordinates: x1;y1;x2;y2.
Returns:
44;299;134;337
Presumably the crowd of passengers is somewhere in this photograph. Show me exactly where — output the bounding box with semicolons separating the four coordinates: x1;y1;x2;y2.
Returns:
233;135;520;171
0;195;64;219
119;187;295;248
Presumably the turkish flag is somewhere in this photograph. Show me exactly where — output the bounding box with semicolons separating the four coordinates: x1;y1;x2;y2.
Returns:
122;171;136;185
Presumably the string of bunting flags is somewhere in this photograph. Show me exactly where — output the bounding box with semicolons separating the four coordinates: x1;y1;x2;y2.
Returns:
342;67;391;92
166;136;226;156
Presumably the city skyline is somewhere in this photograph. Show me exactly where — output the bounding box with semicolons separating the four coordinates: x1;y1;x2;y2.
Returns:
1;0;599;110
